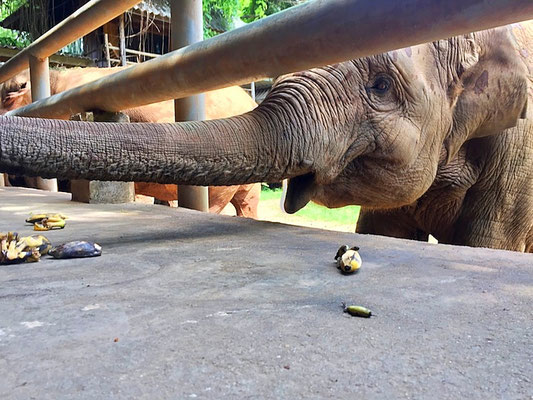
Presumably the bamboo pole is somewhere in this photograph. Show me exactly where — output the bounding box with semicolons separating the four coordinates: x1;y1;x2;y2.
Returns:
119;14;127;66
104;33;112;67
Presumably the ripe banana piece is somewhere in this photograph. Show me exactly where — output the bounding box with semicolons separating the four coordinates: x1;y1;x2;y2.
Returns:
34;217;66;231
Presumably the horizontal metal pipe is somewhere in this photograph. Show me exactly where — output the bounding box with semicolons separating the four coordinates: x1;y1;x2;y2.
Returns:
0;0;140;83
0;47;95;67
8;0;533;120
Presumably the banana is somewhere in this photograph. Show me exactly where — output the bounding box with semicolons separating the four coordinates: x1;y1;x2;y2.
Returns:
0;232;51;264
335;245;362;274
44;218;66;228
33;218;66;231
6;240;18;261
7;231;18;242
342;302;372;318
16;235;52;255
25;214;48;223
334;245;350;260
26;213;67;224
15;248;41;262
45;215;66;223
33;223;48;231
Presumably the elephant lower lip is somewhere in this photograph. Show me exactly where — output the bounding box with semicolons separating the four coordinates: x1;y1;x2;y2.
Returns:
282;172;317;214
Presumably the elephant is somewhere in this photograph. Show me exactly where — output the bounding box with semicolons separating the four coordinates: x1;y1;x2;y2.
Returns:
0;67;261;218
0;22;531;251
355;21;533;251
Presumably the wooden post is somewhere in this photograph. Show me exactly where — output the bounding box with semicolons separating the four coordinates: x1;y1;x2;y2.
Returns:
119;14;127;66
104;33;112;67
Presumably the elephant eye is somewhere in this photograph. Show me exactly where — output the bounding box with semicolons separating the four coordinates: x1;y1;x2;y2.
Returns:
370;76;392;94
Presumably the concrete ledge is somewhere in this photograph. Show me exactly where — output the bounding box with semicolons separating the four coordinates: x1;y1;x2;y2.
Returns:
0;187;531;399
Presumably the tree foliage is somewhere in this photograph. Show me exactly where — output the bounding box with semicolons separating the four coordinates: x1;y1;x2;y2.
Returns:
240;0;304;23
0;0;30;47
203;0;303;37
203;0;241;37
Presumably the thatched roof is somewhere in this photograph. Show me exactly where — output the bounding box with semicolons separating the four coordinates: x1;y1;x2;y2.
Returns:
132;0;170;20
132;0;230;33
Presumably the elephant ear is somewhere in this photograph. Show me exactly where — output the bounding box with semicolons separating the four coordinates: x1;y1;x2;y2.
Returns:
442;29;529;164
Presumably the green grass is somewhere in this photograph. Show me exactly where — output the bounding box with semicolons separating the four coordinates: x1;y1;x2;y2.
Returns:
261;187;360;225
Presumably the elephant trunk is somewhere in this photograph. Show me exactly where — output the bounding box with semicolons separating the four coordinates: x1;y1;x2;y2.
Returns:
1;67;364;213
0;107;323;187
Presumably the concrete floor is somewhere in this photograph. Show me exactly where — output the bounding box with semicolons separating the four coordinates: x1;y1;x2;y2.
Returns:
0;187;532;399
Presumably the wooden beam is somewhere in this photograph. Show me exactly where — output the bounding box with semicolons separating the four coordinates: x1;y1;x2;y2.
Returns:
0;47;95;67
108;45;160;59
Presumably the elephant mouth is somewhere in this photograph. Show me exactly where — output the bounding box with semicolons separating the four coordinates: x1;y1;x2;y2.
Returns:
281;172;318;214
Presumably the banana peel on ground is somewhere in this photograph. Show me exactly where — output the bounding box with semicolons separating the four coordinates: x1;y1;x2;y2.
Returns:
0;232;52;265
26;213;68;231
335;245;363;274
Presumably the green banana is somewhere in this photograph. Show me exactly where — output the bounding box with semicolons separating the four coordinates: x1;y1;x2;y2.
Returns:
342;302;372;318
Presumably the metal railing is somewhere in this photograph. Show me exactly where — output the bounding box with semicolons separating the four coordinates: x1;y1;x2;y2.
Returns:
0;0;141;83
5;0;533;120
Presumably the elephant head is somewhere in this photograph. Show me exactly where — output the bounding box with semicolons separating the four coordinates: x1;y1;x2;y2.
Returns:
0;25;529;214
0;70;31;114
